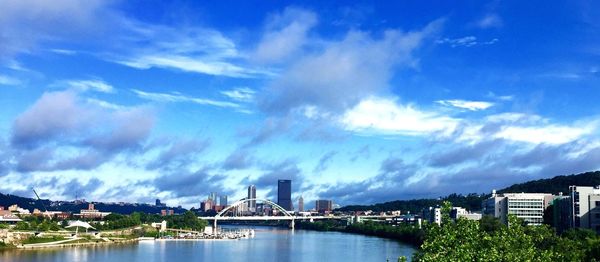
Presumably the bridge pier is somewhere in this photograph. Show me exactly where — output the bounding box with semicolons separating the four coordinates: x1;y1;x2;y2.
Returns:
213;219;218;235
290;219;295;230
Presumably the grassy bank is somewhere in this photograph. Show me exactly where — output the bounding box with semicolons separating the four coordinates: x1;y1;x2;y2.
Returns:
0;241;16;249
22;236;66;244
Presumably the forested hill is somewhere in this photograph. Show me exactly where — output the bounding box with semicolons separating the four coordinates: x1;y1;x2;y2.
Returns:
498;171;600;195
337;193;487;213
0;193;187;215
338;170;600;213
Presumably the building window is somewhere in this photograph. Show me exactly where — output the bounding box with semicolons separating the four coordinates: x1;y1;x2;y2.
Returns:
596;201;600;207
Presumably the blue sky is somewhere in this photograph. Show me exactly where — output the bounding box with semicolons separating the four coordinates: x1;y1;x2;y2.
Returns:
1;0;600;208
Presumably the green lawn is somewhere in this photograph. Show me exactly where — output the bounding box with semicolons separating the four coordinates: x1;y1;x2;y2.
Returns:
22;236;66;244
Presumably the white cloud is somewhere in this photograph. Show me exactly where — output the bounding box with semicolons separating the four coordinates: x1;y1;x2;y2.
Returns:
111;25;274;78
0;75;21;85
340;97;459;136
436;99;494;111
253;7;318;63
50;49;77;55
131;89;240;109
0;0;110;59
261;18;444;113
493;125;593;145
86;98;124;110
65;79;115;93
221;87;255;102
117;55;271;79
458;112;597;145
436;36;498;47
476;14;503;29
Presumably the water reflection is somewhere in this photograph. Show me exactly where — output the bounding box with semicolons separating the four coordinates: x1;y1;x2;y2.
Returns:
0;226;415;262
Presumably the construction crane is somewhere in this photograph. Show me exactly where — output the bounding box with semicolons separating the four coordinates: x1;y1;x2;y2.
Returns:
32;188;49;213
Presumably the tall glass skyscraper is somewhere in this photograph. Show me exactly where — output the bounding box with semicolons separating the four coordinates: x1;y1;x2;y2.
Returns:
278;179;292;211
247;185;256;212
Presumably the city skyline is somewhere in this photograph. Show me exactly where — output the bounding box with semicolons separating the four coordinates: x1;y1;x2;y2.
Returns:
1;1;600;208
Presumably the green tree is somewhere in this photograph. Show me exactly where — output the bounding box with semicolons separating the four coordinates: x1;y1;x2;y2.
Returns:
414;215;588;261
14;221;29;231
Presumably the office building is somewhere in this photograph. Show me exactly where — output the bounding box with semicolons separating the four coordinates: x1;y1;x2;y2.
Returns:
209;192;217;202
219;195;228;207
483;190;554;225
248;185;256;212
76;203;111;219
315;199;333;213
278;180;292;211
423;207;442;225
570;185;600;233
552;194;572;233
201;198;214;212
298;196;304;212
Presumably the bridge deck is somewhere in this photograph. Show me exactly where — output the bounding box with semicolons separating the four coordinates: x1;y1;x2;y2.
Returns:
198;216;342;221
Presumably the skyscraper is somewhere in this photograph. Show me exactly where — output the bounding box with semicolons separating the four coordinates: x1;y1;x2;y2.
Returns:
278;180;292;211
298;196;304;212
248;185;256;212
219;195;228;207
315;199;333;213
209;192;217;201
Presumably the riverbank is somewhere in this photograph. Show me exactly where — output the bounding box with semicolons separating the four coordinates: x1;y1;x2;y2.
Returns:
295;220;424;247
0;227;414;261
17;237;139;249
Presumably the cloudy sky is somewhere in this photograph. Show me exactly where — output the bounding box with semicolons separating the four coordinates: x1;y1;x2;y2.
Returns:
1;0;600;208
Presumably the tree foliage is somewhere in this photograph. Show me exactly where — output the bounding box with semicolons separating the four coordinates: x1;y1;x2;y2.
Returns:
414;215;600;261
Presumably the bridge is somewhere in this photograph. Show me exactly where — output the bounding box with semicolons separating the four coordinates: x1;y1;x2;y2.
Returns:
198;198;344;233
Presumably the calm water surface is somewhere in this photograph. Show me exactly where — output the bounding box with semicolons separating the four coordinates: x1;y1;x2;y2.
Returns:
0;226;416;262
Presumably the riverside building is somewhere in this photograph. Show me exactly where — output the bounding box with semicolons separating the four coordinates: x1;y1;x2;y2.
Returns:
569;185;600;233
483;190;554;225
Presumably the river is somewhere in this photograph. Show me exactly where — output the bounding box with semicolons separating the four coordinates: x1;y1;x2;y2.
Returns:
0;226;416;261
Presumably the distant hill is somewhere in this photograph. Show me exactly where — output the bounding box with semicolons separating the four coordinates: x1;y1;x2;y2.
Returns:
0;193;187;215
338;170;600;213
497;171;600;195
338;193;487;213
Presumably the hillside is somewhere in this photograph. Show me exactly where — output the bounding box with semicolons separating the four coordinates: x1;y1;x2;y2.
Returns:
338;170;600;213
498;171;600;195
0;193;187;215
338;193;487;213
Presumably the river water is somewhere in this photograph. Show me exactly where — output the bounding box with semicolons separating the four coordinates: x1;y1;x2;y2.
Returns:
0;226;416;262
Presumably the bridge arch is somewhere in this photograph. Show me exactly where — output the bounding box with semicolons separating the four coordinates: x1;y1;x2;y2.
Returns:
216;198;293;218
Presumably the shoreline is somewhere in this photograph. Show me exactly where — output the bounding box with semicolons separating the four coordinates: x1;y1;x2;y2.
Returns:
16;238;140;249
294;223;422;248
7;234;252;250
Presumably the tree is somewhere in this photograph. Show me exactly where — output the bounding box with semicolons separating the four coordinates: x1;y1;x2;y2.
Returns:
414;215;588;261
14;221;29;231
479;215;504;233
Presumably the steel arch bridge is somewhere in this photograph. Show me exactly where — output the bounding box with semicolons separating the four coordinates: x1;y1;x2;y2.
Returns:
212;198;294;233
216;198;292;218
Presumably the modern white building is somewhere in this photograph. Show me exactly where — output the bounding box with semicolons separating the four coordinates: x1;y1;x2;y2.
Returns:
423;207;442;225
570;185;600;233
483;190;554;225
424;206;481;225
451;207;482;221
